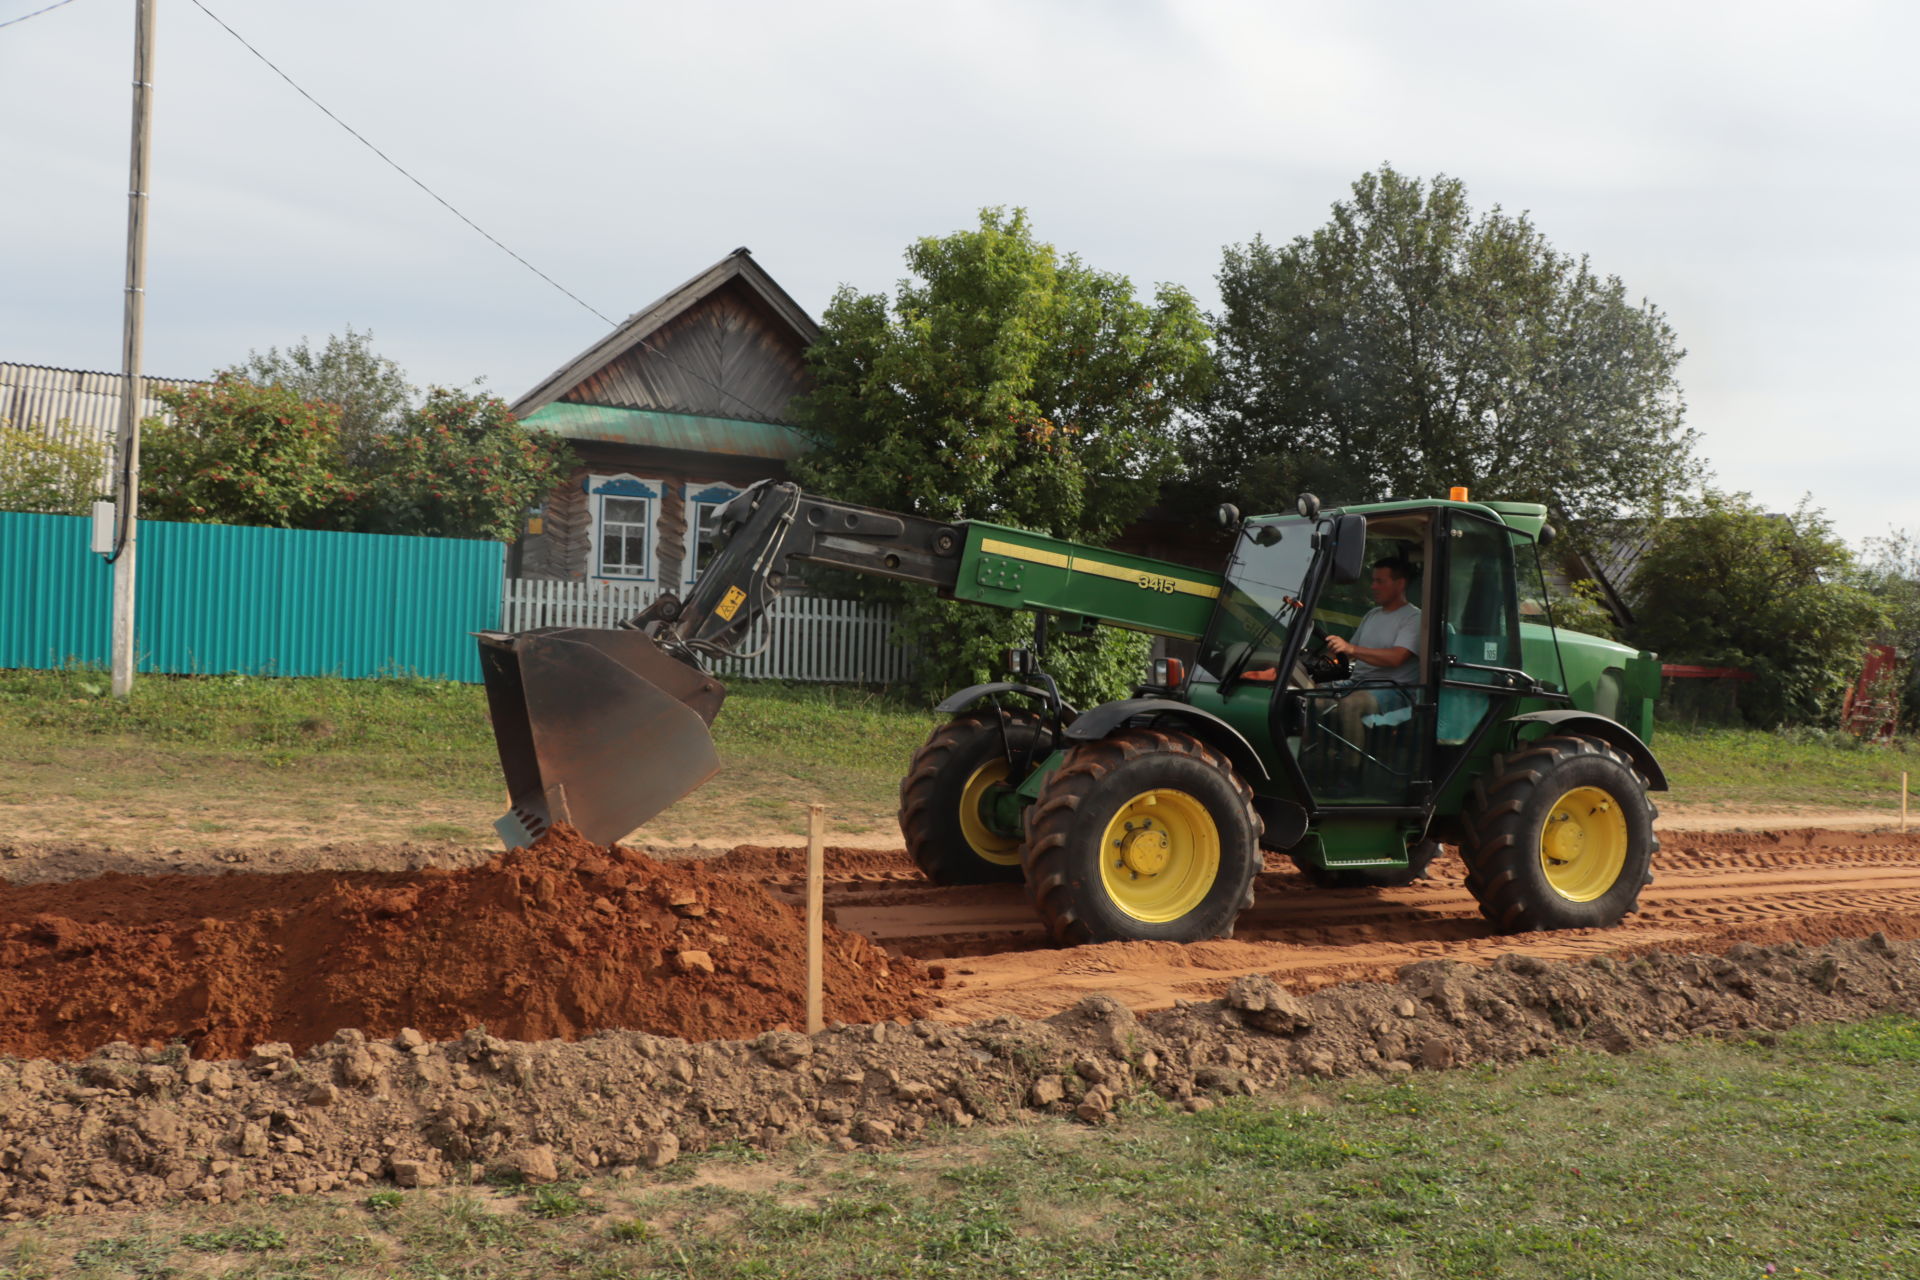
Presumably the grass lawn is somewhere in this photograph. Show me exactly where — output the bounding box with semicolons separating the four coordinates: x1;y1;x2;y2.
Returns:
5;1017;1917;1278
1656;723;1915;813
0;666;1910;851
0;668;938;848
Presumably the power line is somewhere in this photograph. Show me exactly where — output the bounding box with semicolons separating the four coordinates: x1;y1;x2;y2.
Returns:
187;1;778;422
187;0;617;328
0;0;81;31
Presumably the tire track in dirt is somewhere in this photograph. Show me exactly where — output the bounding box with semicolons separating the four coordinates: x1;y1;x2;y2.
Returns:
732;830;1920;1022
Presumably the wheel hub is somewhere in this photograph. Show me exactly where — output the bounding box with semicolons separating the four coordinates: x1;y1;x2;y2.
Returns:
1539;786;1628;902
1116;822;1172;877
1097;789;1222;923
1543;808;1594;863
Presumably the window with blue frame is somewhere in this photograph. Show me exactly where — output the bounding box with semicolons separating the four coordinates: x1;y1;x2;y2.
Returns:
588;474;661;580
684;482;742;585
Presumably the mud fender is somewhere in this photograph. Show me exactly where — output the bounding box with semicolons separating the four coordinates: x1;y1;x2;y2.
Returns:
1506;710;1668;790
934;682;1078;718
1061;698;1270;782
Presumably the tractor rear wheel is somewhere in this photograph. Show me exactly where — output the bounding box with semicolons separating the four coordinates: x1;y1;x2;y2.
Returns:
1291;839;1442;889
899;710;1050;885
1022;728;1260;945
1460;733;1656;932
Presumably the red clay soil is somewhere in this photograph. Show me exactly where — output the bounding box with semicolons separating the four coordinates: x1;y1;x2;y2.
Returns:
701;844;922;877
0;826;929;1061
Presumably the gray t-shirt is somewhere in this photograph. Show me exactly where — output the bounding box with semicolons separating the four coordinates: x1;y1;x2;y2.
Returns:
1349;604;1422;684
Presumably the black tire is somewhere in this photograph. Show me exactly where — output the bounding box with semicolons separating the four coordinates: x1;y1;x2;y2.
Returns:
1290;838;1443;889
899;711;1051;885
1021;728;1261;945
1459;733;1658;933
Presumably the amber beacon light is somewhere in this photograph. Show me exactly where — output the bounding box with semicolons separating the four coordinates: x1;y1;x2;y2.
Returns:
1448;486;1470;502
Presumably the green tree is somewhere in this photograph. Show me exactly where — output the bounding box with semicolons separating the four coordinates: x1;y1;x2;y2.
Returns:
792;208;1214;704
1544;578;1621;641
1515;542;1621;640
356;387;573;543
1853;528;1920;728
221;327;413;465
1191;165;1700;525
142;376;356;528
1630;491;1885;726
0;420;109;515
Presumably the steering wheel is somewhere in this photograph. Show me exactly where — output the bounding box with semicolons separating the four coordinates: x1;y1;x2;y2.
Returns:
1302;635;1350;684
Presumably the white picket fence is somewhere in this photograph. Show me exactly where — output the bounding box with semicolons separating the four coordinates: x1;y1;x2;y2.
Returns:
499;578;914;684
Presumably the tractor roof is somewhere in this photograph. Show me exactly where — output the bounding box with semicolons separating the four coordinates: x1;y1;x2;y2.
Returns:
1252;497;1552;540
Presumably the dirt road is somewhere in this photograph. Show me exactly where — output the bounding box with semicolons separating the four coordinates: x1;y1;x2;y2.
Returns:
715;828;1920;1022
6;822;1918;1217
6;822;1917;1038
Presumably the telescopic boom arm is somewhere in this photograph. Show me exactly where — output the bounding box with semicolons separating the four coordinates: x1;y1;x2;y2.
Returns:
477;479;1223;848
632;480;1223;668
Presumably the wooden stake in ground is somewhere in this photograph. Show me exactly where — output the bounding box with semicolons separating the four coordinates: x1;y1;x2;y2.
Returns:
806;803;825;1034
1903;771;1910;834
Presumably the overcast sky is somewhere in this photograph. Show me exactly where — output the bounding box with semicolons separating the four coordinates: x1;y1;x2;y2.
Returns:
3;0;1915;545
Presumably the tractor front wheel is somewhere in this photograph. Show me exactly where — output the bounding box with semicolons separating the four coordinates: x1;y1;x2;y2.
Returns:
1022;728;1260;945
899;710;1050;885
1460;733;1656;932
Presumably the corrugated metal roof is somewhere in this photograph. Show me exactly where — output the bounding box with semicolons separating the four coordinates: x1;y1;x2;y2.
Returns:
521;403;811;461
1;362;204;486
1;362;202;440
512;248;818;425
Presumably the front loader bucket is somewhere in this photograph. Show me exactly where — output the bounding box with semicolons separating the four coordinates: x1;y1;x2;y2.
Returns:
477;628;727;850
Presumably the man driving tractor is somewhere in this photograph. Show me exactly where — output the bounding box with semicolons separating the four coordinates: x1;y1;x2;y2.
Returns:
1322;556;1421;747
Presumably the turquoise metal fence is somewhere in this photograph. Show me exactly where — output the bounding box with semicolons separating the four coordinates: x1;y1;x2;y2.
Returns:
0;512;502;681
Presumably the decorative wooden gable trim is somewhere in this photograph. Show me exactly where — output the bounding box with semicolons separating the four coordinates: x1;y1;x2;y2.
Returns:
565;282;809;423
512;248;818;427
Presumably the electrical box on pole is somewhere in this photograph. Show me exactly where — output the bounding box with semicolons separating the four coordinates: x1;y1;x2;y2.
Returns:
90;500;116;556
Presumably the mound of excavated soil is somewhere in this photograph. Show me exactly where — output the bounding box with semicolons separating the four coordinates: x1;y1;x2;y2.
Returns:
0;826;929;1060
0;934;1914;1218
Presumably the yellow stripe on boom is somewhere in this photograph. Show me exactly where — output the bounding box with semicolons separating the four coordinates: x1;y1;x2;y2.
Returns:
979;538;1220;600
981;538;1069;569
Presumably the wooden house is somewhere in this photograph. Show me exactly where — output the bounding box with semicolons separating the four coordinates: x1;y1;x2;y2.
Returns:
510;248;818;588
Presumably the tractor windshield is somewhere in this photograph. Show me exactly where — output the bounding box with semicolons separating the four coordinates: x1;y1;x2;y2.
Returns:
1197;516;1321;685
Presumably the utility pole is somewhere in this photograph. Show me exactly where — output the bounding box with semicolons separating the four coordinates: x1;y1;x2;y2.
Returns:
111;0;156;700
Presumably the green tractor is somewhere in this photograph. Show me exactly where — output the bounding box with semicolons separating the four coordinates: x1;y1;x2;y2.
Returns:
479;482;1664;946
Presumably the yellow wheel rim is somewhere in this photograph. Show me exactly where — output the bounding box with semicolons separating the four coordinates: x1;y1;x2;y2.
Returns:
1539;785;1629;902
1098;789;1220;923
958;760;1022;866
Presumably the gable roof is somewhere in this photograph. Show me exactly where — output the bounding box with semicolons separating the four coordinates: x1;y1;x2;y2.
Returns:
511;248;820;460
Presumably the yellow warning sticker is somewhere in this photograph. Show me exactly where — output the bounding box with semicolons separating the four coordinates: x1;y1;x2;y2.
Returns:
715;585;748;621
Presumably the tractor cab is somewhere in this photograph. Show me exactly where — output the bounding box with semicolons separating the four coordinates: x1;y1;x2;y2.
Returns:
1191;498;1547;817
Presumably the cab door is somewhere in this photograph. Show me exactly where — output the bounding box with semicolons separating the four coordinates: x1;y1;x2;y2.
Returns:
1286;514;1436;808
1435;511;1525;771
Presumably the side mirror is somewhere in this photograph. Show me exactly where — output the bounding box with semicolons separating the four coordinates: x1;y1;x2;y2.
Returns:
1252;524;1283;546
1329;514;1368;584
